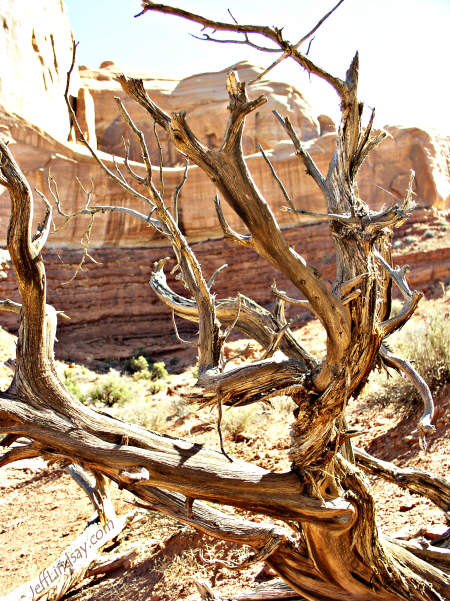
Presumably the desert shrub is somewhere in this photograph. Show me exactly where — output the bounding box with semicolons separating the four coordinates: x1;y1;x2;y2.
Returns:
170;396;191;418
63;369;85;403
151;361;168;380
270;395;297;415
396;310;449;394
222;405;262;441
114;398;169;431
126;354;149;374
86;372;133;407
148;380;166;395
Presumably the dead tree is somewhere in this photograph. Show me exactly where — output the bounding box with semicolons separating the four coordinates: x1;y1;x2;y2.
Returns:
0;3;449;600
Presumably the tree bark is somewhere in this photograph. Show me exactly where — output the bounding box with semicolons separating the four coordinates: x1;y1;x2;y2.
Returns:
0;7;449;599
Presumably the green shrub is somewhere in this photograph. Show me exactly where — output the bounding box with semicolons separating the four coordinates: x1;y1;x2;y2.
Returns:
87;374;133;407
63;369;85;403
151;361;168;380
125;354;149;374
148;380;166;395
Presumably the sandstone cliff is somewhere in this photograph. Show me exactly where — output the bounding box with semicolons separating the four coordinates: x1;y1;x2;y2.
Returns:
0;0;449;361
0;0;80;142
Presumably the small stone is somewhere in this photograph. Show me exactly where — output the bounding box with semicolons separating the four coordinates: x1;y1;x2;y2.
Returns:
423;525;449;541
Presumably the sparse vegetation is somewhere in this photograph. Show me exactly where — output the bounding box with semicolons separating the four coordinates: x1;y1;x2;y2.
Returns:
126;354;149;374
86;371;133;407
151;361;168;381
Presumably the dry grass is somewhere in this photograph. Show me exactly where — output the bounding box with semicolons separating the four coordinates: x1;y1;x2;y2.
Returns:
362;297;450;413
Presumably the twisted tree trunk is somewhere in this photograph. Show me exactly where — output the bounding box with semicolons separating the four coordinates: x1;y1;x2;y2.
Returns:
0;4;449;600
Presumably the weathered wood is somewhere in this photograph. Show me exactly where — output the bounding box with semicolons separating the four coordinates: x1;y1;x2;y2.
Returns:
0;4;449;600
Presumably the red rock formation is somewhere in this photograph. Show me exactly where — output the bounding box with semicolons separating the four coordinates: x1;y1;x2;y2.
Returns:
80;60;321;167
0;0;449;361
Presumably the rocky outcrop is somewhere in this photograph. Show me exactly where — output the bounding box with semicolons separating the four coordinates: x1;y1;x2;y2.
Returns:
0;0;79;142
80;61;321;167
1;106;449;250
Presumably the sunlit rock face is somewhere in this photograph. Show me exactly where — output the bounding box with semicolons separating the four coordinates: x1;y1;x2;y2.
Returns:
0;0;80;142
79;60;321;167
0;0;449;361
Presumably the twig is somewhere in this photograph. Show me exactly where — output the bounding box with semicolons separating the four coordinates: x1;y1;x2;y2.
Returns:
172;158;188;224
258;144;296;212
273;111;326;192
217;397;232;462
214;195;252;247
207;264;228;290
153;120;165;198
171;309;195;345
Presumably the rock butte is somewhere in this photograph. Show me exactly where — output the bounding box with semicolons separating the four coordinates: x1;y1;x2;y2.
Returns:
0;0;449;361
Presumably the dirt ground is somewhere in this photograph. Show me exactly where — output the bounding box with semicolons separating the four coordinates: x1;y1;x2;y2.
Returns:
0;296;449;600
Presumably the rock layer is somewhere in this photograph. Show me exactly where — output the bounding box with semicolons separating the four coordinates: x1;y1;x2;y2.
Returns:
1;210;448;364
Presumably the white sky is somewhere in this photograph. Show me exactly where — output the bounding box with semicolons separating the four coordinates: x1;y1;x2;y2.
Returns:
64;0;450;134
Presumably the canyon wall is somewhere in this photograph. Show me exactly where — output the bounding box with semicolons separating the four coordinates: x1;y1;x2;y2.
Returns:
0;0;449;362
0;0;79;142
1;209;448;364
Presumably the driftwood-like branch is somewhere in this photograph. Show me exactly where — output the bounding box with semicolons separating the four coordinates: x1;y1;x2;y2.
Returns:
355;447;449;512
392;539;450;572
66;464;115;526
0;394;355;525
150;260;317;369
1;8;448;598
375;247;422;338
118;69;350;391
379;344;435;445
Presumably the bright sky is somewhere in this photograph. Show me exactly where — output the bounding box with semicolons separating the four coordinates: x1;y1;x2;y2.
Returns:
64;0;450;134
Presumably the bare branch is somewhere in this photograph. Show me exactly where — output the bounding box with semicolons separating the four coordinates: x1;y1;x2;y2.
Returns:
114;96;153;182
171;309;195;345
32;189;53;254
153;120;165;197
0;298;21;314
65;46;155;208
379;344;435;446
271;281;310;308
66;464;115;526
172;157;188;224
150;261;317;368
214;195;253;248
122;137;146;183
207;263;228;290
355;447;449;512
273;111;326;192
258;144;296;212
